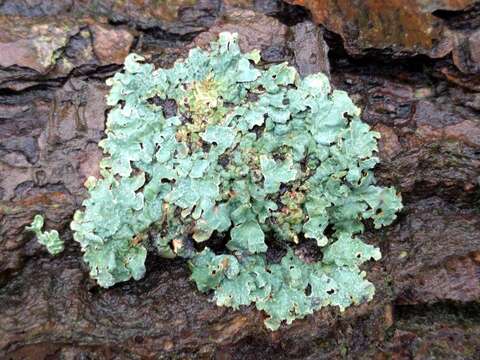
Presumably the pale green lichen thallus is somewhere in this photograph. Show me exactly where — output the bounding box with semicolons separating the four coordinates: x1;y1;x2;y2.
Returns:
29;32;402;330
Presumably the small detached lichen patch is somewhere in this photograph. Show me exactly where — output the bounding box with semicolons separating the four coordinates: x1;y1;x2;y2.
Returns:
29;32;402;330
26;215;64;255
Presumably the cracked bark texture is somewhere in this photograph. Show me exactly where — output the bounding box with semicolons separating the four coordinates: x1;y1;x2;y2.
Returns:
1;0;479;359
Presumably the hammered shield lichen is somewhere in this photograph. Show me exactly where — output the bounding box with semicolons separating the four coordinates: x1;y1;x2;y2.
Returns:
70;32;402;330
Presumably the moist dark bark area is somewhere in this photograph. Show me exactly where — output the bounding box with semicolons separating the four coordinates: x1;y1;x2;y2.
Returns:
1;1;480;359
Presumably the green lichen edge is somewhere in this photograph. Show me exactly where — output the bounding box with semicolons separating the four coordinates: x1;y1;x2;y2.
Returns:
26;214;64;256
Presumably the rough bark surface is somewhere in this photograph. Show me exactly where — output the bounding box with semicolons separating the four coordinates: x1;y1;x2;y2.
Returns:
0;1;479;359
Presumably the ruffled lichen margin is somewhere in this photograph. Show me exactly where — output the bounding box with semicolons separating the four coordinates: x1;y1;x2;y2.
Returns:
64;32;402;330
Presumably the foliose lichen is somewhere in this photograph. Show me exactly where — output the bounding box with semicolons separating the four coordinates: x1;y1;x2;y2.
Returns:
37;32;401;330
26;214;64;255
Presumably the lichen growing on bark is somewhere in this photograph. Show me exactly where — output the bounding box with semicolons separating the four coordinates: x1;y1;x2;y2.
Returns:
28;32;402;330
